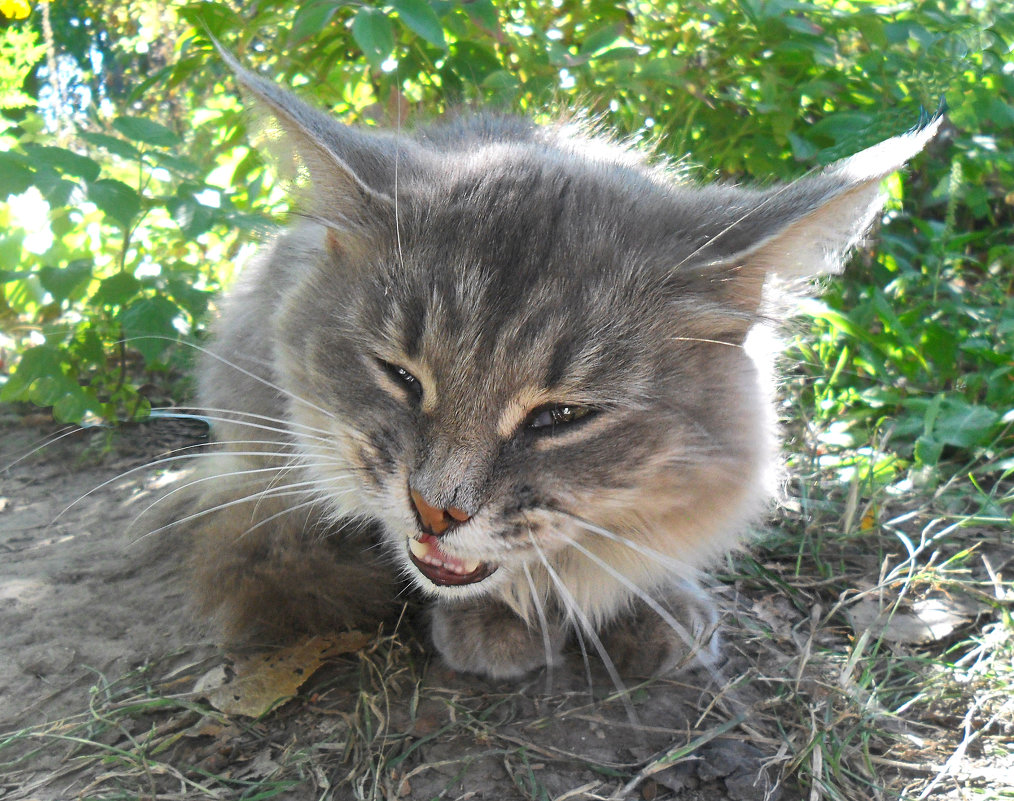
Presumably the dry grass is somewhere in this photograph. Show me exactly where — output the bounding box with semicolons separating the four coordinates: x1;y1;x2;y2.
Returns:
1;417;1011;800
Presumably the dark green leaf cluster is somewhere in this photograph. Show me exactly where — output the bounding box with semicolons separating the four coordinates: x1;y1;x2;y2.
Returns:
0;0;1011;491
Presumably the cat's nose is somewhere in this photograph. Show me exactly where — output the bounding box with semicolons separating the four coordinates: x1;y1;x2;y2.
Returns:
410;489;471;536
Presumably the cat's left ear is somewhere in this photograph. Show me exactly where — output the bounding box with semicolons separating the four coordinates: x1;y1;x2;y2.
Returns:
693;113;943;314
213;40;400;241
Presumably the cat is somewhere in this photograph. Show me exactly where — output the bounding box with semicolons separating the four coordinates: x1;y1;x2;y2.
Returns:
174;48;940;680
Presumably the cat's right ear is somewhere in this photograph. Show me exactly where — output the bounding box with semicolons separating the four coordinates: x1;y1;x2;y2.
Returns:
212;39;397;247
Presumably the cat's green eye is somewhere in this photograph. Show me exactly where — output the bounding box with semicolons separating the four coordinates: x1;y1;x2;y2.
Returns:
378;359;423;401
525;403;594;432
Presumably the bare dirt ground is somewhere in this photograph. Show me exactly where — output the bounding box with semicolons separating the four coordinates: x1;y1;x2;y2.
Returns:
1;412;1010;800
0;414;781;801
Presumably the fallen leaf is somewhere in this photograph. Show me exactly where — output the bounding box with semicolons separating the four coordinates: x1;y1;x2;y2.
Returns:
846;594;984;645
233;747;281;780
197;632;373;717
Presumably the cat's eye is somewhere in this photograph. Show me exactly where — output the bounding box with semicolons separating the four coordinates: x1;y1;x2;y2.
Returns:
525;403;595;432
377;359;423;401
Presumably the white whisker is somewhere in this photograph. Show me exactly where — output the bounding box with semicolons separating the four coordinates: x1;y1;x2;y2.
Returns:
553;511;700;579
50;445;335;526
122;336;338;421
3;424;91;471
134;479;342;542
558;532;720;680
529;531;640;731
149;410;332;445
671;335;743;349
232;496;329;544
150;406;336;438
522;561;556;694
129;459;327;529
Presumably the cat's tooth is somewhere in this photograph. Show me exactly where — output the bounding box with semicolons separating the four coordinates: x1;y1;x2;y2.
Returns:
408;537;428;561
461;559;480;574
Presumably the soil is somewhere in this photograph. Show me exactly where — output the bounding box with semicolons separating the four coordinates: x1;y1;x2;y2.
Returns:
0;414;785;800
0;416;217;729
9;411;992;801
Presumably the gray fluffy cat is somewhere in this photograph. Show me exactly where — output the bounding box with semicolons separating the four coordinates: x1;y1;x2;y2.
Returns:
181;51;939;679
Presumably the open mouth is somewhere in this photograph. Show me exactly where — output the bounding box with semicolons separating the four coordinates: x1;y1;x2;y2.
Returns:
407;534;498;587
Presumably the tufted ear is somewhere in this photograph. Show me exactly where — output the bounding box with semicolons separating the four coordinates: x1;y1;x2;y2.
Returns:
213;40;403;240
679;113;943;318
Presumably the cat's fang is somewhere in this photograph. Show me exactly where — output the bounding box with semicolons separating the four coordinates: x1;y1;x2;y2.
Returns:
406;535;497;586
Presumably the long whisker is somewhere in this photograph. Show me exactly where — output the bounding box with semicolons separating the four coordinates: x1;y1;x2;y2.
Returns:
550;509;700;579
522;561;555;694
120;336;338;421
148;410;332;445
128;460;341;530
149;406;336;439
250;449;306;524
134;480;339;542
670;335;743;349
49;445;332;526
3;423;94;472
231;495;331;545
393;78;404;271
529;531;641;732
558;532;721;681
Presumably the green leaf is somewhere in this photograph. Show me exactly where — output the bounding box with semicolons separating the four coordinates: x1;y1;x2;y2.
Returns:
21;144;101;181
28;375;65;406
38;261;93;303
0;151;35;196
79;131;141;161
168;277;212;319
0;345;63;402
0;230;25;269
151;150;200;175
119;296;183;364
579;24;623;56
290;0;343;43
112;116;182;147
391;0;446;49
444;40;500;86
933;401;1000;449
32;167;77;207
461;0;497;30
52;386;99;423
788;132;817;161
914;435;943;466
178;0;242;36
4;346;102;422
87;178;141;226
481;70;520;92
352;7;395;68
167;193;219;237
92;272;142;306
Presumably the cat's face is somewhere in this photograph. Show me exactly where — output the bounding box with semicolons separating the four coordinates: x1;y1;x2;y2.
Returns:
216;50;939;613
271;154;772;602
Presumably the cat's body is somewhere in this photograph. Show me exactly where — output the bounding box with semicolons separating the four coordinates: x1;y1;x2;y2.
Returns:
181;51;939;679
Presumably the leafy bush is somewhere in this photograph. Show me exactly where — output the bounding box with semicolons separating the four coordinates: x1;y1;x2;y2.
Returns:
1;0;1011;488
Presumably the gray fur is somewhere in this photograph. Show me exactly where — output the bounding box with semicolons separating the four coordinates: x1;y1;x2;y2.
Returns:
184;51;940;677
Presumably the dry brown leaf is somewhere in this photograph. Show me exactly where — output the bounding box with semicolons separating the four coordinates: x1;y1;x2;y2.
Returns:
196;632;372;717
847;595;984;645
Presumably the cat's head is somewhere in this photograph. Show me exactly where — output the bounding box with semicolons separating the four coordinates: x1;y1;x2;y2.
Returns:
221;50;939;617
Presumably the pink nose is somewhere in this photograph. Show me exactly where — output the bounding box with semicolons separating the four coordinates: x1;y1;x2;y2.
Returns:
410;490;471;536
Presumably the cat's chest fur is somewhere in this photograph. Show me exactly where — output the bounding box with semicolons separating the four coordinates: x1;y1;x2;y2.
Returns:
182;49;939;680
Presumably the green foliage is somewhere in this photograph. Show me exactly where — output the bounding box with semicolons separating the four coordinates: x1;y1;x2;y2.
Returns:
0;0;1011;493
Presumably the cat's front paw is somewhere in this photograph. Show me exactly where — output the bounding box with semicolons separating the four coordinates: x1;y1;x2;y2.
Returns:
602;587;721;678
430;600;564;680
